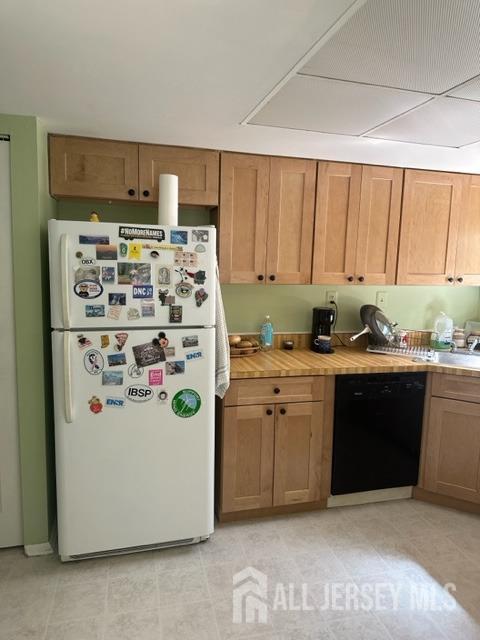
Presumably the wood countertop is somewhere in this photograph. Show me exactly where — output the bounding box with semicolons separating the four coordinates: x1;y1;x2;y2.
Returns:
229;347;480;379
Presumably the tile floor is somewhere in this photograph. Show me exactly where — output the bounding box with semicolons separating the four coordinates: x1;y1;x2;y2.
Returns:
1;499;480;639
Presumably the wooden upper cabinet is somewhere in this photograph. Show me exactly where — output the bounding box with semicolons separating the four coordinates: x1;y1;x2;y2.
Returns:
219;153;269;284
138;145;219;206
397;170;466;285
422;397;480;504
454;174;480;285
221;404;274;512
312;162;362;284
273;402;324;506
49;135;139;201
312;163;402;285
355;165;403;285
266;157;316;284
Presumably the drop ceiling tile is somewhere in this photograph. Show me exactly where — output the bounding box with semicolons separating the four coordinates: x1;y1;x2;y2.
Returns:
301;0;480;94
368;97;480;147
249;75;430;135
448;77;480;101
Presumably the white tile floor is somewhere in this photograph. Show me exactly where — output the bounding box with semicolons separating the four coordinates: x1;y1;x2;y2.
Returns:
1;499;480;639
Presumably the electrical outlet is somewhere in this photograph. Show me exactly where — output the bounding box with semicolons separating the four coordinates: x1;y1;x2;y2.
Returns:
376;291;388;308
326;291;338;305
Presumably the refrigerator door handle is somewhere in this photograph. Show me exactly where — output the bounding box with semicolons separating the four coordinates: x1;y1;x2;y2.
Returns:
60;233;71;329
63;332;73;423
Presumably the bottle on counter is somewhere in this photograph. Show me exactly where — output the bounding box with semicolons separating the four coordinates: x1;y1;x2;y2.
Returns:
430;311;454;351
260;315;274;351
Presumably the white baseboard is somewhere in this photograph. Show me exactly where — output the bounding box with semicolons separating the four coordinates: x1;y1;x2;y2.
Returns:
24;541;54;557
327;486;413;508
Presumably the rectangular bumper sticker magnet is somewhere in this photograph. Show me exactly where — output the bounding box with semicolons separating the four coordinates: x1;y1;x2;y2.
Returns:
182;335;198;348
169;305;182;323
79;235;109;245
132;342;165;367
186;349;204;361
102;371;123;385
96;244;118;260
166;360;185;375
101;266;115;283
119;226;165;241
107;353;127;367
149;369;164;386
133;285;154;298
106;396;125;408
117;263;151;285
107;306;122;321
85;304;105;318
128;242;142;260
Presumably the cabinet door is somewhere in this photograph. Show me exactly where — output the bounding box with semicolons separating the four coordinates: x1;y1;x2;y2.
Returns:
266;157;316;284
423;397;480;503
138;144;219;206
222;405;274;512
273;402;324;506
355;166;403;285
312;162;362;284
454;174;480;285
397;170;466;285
219;153;269;284
49;135;139;201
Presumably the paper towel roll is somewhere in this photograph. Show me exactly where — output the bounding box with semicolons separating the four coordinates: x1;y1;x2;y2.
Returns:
158;174;178;226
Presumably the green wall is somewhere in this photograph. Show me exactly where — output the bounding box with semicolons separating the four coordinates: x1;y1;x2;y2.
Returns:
57;200;211;226
221;285;480;334
0;114;56;546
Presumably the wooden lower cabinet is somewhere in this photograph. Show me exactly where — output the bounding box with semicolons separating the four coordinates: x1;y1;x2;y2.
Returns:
273;402;324;506
422;397;480;503
221;404;274;513
218;377;334;519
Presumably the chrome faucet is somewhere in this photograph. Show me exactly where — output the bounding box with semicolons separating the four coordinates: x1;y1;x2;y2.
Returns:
468;337;480;352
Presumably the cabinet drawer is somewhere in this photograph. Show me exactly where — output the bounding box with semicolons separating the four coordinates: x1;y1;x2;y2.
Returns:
432;373;480;403
224;376;325;406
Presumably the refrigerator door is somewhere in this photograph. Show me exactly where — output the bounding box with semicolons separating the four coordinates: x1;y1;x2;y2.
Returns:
48;219;215;329
52;327;214;558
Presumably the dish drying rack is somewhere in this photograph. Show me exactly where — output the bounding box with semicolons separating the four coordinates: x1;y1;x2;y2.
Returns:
366;344;438;362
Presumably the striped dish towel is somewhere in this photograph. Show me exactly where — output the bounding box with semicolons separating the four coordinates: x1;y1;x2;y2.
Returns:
215;261;230;398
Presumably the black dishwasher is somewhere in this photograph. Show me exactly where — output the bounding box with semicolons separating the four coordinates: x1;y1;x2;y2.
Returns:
331;372;426;495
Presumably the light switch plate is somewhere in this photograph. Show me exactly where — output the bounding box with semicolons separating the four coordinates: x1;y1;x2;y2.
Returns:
376;291;388;308
326;291;338;305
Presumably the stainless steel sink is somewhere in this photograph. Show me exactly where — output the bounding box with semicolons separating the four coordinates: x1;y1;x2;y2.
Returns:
436;351;480;369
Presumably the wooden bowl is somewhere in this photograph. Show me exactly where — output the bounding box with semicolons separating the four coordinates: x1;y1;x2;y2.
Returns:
229;345;261;358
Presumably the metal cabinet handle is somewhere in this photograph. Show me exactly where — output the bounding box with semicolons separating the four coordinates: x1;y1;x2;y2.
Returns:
457;276;464;283
142;189;150;197
274;387;280;394
266;409;273;416
358;276;365;283
269;274;276;281
447;276;454;283
347;275;354;282
280;408;286;415
128;188;136;196
257;274;264;281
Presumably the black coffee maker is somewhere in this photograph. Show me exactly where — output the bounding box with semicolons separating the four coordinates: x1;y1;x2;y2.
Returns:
311;306;336;353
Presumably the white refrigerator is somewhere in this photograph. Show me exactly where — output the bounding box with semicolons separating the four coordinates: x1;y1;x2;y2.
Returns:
48;219;216;560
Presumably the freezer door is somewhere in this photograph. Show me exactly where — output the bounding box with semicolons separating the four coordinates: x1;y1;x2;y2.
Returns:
48;219;215;329
52;327;215;558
